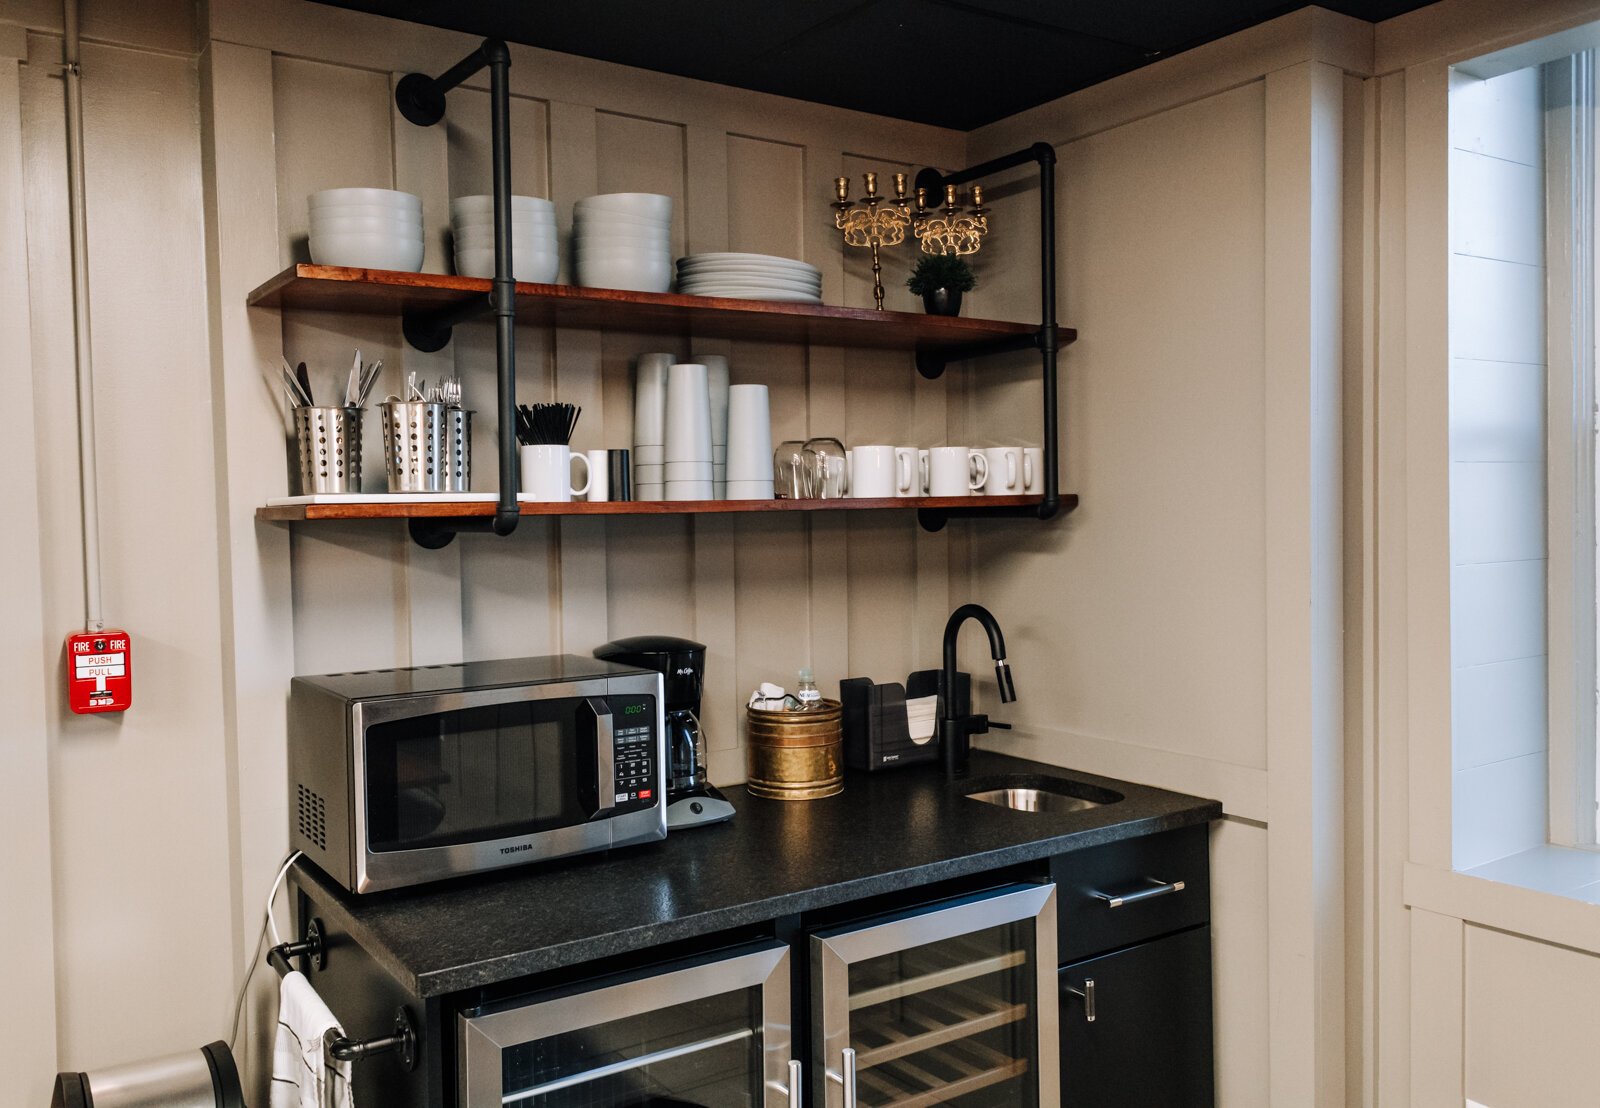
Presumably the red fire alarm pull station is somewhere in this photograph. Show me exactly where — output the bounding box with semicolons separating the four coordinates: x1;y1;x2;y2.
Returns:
66;631;132;714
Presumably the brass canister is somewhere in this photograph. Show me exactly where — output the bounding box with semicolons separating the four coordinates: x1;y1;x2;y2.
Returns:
746;699;844;800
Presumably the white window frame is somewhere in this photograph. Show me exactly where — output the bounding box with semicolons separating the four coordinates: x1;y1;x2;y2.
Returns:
1544;50;1599;848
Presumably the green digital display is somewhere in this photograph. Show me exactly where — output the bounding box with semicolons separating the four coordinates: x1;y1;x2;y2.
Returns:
623;703;646;715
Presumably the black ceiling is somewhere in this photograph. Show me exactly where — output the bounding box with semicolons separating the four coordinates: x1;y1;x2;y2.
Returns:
313;0;1439;130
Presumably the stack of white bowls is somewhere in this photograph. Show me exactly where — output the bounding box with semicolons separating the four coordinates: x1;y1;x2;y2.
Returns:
451;195;558;283
664;362;713;501
308;188;424;271
573;193;673;293
633;353;673;499
675;252;822;302
694;354;730;497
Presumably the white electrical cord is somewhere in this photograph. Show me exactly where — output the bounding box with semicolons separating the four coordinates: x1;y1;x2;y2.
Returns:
229;850;302;1050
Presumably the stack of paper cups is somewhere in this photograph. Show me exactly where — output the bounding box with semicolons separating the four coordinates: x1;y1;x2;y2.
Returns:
633;352;673;500
694;354;730;498
664;362;713;500
724;384;774;499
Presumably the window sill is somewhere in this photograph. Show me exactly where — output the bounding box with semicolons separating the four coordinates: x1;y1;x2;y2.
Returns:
1405;849;1600;955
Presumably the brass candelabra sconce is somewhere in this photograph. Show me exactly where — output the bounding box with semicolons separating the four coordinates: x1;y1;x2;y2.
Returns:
832;171;993;310
912;183;989;256
832;171;911;311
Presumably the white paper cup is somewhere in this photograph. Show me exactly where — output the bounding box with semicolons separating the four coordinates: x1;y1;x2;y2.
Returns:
848;445;898;499
981;447;1022;495
1023;447;1045;494
634;354;673;450
584;449;610;502
665;363;713;463
519;444;590;502
724;479;775;500
664;479;714;501
928;446;986;497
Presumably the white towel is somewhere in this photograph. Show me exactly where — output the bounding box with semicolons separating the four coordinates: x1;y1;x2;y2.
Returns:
271;969;355;1108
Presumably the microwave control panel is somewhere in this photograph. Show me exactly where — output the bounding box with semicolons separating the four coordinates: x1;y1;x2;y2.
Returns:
610;694;660;809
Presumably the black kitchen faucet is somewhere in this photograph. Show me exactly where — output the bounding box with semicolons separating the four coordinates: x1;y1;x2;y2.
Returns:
940;604;1015;775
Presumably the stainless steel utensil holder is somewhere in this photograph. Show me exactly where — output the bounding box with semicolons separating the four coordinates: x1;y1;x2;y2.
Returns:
441;408;472;492
295;406;364;495
382;400;446;493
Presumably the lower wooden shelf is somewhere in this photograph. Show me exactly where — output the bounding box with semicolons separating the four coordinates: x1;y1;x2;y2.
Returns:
257;494;1072;522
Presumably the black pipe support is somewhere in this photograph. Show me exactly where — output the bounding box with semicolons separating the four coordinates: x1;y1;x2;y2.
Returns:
395;38;519;546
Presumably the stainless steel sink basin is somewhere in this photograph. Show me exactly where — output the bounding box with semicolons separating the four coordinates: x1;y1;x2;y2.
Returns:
964;775;1123;814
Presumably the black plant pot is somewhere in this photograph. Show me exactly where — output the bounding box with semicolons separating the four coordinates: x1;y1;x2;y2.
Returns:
921;288;963;316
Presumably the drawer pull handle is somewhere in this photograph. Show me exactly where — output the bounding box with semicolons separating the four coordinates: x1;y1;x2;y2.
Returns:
1091;877;1185;909
1064;977;1096;1022
786;1058;802;1108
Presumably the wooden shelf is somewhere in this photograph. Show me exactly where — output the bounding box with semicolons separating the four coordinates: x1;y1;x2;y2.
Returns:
257;494;1067;523
246;265;1076;352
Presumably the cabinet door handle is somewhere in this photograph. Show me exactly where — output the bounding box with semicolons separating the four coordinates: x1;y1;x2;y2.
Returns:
1090;877;1185;908
838;1046;858;1108
1063;976;1097;1022
785;1058;802;1108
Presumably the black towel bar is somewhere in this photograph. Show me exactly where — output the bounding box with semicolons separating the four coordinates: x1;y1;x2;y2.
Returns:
267;919;417;1071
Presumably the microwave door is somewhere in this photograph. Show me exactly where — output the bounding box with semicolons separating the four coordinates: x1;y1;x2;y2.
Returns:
580;696;617;816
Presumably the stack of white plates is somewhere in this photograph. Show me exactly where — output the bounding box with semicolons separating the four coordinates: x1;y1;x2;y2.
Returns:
675;253;822;303
573;193;673;293
308;188;424;271
451;195;558;283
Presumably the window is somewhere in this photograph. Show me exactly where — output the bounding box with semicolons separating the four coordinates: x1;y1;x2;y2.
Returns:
1448;36;1600;872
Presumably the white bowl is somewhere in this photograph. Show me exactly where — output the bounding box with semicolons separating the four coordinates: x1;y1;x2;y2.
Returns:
573;250;673;269
451;194;554;216
574;207;671;227
573;226;671;245
311;213;424;237
310;233;425;271
575;192;672;219
453;229;558;250
575;257;673;293
452;214;557;231
454;248;559;283
310;188;420;210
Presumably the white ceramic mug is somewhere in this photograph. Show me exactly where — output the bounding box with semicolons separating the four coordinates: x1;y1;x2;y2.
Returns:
918;449;931;494
520;444;591;502
927;446;986;496
1022;447;1045;494
584;449;610;502
848;445;898;499
981;447;1022;495
894;447;919;497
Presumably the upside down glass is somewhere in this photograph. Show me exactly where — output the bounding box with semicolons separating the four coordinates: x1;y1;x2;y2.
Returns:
803;436;848;499
774;439;809;498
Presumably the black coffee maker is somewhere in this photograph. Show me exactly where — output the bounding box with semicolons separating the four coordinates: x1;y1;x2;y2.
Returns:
594;635;734;830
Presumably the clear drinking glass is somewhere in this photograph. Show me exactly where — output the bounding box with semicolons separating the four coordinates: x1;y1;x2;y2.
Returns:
774;439;809;498
804;436;848;499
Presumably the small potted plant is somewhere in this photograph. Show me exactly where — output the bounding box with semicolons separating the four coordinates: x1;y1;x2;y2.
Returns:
907;254;977;316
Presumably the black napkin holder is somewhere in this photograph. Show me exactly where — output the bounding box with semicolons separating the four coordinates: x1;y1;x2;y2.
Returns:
841;669;970;771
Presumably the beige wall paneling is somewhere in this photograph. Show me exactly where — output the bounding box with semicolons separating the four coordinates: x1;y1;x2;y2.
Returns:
1372;68;1415;1108
6;0;197;54
0;41;60;1106
1465;925;1600;1107
1262;60;1347;1108
198;39;302;1097
1408;908;1464;1106
21;29;237;1070
1209;819;1272;1107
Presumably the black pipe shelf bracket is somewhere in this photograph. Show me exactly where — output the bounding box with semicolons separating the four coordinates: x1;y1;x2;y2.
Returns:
910;142;1070;533
395;39;520;546
268;918;420;1072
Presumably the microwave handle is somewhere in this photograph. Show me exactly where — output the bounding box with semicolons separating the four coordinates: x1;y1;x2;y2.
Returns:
585;698;616;814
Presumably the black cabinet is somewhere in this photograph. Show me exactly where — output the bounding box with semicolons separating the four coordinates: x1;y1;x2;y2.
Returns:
1058;926;1215;1107
1050;825;1214;1107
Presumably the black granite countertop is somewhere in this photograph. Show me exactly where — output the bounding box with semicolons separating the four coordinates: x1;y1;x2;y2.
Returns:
291;750;1221;998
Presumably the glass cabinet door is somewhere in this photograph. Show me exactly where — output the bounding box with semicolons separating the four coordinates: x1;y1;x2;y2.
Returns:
811;884;1058;1108
460;944;795;1108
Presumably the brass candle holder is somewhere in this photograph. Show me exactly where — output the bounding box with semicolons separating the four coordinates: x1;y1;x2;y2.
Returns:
831;171;912;311
912;183;989;256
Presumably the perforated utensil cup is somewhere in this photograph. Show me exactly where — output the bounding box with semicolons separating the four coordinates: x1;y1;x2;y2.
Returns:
382;400;446;492
442;408;473;492
294;406;364;494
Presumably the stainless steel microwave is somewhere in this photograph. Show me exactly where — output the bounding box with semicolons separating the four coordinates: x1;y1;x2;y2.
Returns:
288;655;666;894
